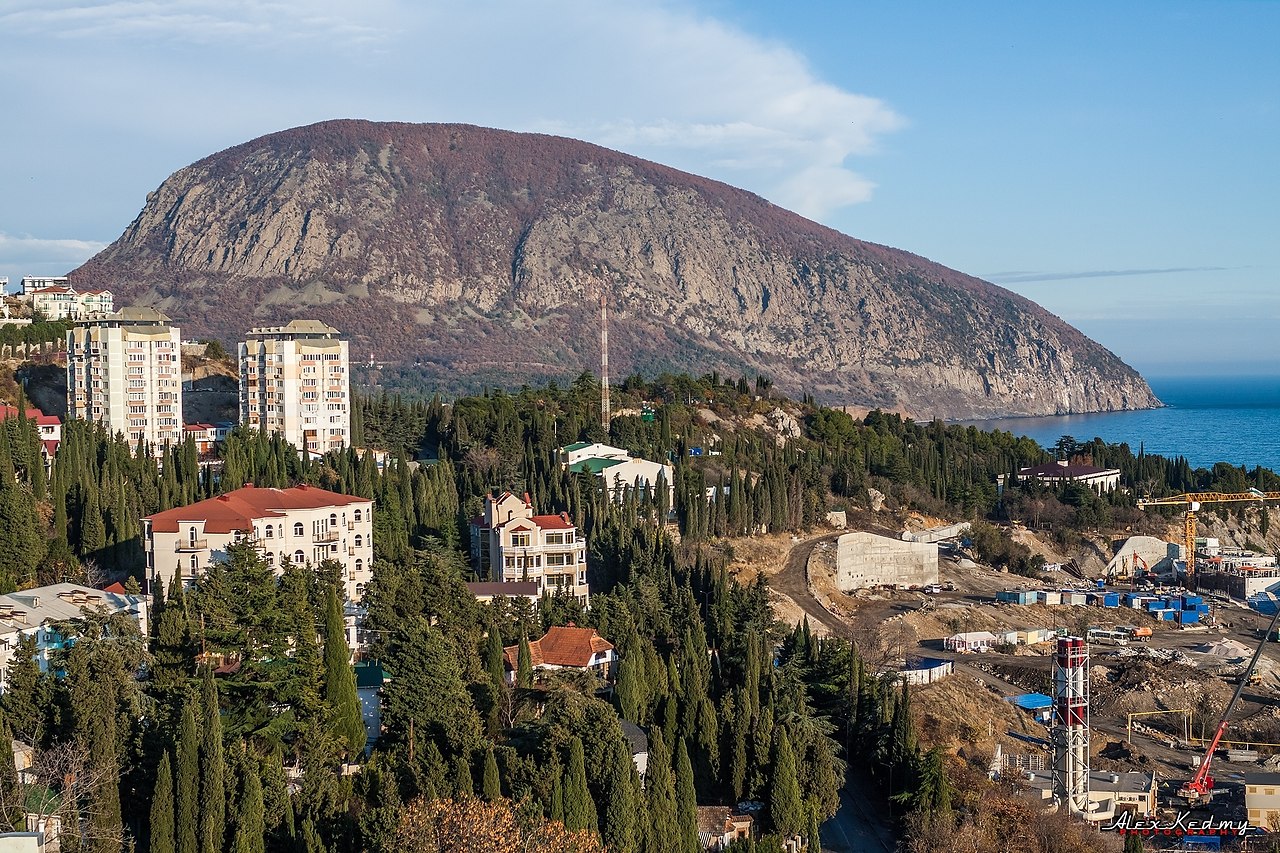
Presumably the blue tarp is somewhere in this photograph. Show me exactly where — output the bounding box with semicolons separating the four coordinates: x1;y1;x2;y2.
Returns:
1007;693;1054;710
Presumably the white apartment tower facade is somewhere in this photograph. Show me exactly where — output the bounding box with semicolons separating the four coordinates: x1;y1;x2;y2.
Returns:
240;320;351;455
66;307;183;450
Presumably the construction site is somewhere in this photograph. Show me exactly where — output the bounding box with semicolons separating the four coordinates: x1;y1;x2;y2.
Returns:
797;491;1280;850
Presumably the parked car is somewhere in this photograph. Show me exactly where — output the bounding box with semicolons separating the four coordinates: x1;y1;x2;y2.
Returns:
924;584;942;594
943;581;956;591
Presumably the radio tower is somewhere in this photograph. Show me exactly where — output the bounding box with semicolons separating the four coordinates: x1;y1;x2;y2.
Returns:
600;293;610;432
1052;636;1091;816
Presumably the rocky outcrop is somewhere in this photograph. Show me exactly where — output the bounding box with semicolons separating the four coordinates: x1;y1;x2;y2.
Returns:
72;120;1159;418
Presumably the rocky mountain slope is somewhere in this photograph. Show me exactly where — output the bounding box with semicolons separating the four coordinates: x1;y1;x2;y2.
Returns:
71;120;1159;418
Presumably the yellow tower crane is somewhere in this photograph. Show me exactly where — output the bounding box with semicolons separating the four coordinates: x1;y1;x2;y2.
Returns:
1136;489;1280;577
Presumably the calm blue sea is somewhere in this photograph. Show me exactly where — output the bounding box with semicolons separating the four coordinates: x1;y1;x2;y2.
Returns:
962;376;1280;473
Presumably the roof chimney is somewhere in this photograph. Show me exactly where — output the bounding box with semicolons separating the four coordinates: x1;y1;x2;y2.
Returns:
523;492;532;506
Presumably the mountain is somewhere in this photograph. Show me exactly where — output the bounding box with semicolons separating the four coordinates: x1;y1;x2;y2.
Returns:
71;119;1159;419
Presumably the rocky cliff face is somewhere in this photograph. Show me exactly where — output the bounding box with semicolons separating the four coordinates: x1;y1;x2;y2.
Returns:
72;119;1159;418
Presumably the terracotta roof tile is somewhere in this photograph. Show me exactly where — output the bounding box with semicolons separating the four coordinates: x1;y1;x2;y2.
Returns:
144;483;370;534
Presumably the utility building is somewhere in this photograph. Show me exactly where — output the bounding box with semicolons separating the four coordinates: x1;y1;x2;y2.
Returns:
239;320;351;455
66;307;182;451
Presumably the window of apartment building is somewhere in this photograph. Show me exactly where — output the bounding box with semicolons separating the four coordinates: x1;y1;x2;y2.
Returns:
190;554;199;574
545;532;565;545
355;559;364;574
293;522;304;536
504;556;515;568
265;553;275;567
511;532;530;547
329;513;338;528
265;526;273;539
353;509;362;522
354;535;363;548
293;550;305;564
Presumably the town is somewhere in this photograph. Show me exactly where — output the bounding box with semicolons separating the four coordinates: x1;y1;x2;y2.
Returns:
0;274;1275;853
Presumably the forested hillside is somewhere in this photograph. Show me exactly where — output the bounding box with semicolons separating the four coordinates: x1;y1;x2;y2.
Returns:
0;370;1260;852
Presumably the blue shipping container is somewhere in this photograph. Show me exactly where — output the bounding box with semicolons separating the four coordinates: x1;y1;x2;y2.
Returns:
1178;610;1200;624
1102;592;1120;607
1161;609;1177;621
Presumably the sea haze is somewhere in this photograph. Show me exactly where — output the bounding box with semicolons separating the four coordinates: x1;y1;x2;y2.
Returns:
961;376;1280;473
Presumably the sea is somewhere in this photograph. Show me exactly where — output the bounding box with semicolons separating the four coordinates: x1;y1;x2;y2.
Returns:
961;376;1280;473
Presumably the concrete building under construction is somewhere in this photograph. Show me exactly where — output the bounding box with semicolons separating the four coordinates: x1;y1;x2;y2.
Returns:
834;531;938;591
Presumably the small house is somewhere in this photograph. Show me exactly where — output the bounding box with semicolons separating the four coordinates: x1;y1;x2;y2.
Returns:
696;807;754;851
502;625;617;684
944;631;998;653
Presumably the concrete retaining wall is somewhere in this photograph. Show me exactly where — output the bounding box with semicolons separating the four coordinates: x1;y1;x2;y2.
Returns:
836;531;938;590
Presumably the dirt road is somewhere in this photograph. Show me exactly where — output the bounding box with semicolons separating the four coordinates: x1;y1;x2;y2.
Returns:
773;532;848;635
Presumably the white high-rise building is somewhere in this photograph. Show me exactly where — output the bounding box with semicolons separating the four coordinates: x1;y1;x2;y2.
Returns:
239;320;351;455
66;307;182;451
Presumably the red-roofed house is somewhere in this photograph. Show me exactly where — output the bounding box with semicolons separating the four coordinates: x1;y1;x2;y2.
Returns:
30;285;113;320
501;625;616;684
1019;460;1121;493
142;483;373;601
183;423;218;455
0;406;62;472
470;491;589;604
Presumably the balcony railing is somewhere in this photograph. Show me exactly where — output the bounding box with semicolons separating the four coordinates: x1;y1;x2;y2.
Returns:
175;540;208;552
314;530;340;543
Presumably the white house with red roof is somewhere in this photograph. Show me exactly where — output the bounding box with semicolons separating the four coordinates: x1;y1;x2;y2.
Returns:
0;406;62;471
501;625;615;684
29;285;112;320
470;491;590;604
142;483;374;601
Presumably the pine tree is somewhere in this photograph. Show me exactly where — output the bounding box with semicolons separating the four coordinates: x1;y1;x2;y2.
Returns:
769;733;803;839
675;740;699;853
150;751;177;853
644;731;678;853
199;667;226;853
562;737;597;834
176;700;199;853
481;747;501;801
232;751;265;853
323;586;366;758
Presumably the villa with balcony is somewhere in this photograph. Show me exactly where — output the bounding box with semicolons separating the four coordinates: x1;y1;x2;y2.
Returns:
469;491;590;605
142;483;374;602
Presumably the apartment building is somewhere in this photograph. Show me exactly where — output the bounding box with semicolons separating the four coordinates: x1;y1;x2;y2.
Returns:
470;491;589;604
239;320;351;455
66;307;182;451
142;483;374;602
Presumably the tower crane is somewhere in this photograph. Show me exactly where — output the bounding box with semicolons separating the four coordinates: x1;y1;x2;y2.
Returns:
1178;595;1280;803
1135;490;1280;578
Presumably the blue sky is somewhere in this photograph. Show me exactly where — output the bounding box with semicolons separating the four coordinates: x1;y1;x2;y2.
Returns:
1;0;1275;377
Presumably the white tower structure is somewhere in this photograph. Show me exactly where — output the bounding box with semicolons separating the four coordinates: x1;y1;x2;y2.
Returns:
1052;636;1090;816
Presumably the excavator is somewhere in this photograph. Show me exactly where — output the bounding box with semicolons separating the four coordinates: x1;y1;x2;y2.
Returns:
1178;597;1280;803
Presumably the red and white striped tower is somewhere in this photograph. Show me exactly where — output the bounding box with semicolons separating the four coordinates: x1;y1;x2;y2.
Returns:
1052;636;1090;815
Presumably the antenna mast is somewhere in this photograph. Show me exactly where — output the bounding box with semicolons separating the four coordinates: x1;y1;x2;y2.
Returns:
600;292;610;432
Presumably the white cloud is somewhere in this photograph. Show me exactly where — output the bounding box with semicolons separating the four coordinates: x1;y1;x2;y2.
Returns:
0;0;904;231
0;233;107;265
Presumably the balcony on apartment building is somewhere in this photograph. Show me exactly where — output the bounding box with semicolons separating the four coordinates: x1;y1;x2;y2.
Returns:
175;539;208;552
313;529;341;543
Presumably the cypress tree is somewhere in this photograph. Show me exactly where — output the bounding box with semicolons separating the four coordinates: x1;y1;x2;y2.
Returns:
675;740;699;853
150;751;176;853
481;747;502;801
615;653;646;723
0;709;18;832
2;633;40;742
453;754;473;798
769;734;803;839
199;668;226;853
485;628;506;691
807;801;821;853
602;737;639;853
323;587;366;758
176;700;199;853
562;737;597;834
232;751;265;853
644;731;678;853
517;636;534;688
550;770;564;824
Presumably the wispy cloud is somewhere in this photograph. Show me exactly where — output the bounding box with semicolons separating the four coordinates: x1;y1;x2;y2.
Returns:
0;233;107;266
985;267;1230;285
0;1;385;46
0;1;904;226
